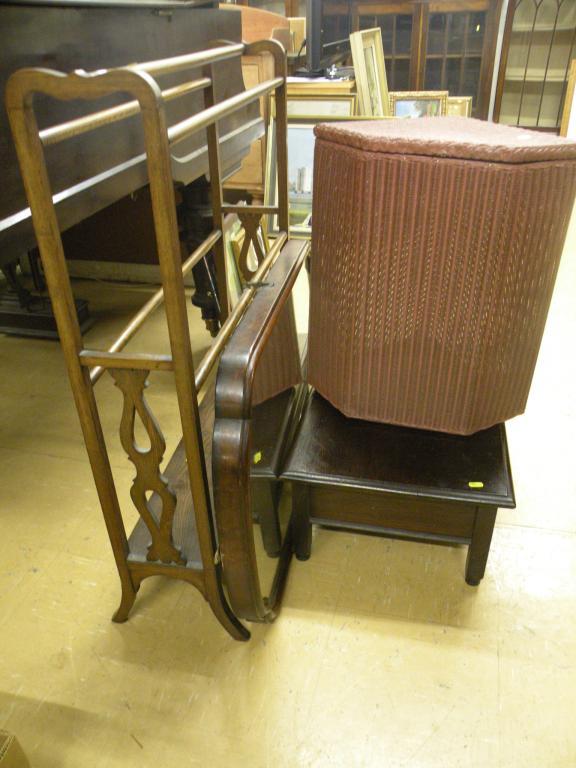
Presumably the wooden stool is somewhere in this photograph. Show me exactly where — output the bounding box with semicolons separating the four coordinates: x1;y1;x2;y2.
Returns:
281;391;515;586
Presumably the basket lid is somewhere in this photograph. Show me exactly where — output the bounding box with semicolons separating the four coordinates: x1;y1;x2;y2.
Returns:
314;117;576;164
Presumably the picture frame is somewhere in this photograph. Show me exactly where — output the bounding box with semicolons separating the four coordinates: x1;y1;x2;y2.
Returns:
446;96;473;117
389;91;448;118
286;79;356;98
286;94;357;118
223;214;244;307
265;117;313;238
350;28;390;117
272;93;357;119
288;16;306;55
265;115;392;239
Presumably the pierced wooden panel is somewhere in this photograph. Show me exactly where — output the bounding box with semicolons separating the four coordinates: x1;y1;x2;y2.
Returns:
111;368;184;566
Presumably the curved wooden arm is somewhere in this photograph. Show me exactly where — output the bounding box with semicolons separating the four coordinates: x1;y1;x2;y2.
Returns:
215;238;307;420
213;239;309;622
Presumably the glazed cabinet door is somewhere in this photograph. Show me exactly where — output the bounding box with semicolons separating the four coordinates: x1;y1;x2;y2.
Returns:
353;2;417;90
495;0;576;130
352;0;502;118
421;0;503;118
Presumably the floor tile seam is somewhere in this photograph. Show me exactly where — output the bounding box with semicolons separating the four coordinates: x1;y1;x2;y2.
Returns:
0;443;134;474
0;539;111;564
0;443;92;466
318;602;499;636
495;521;576;537
33;542;109;566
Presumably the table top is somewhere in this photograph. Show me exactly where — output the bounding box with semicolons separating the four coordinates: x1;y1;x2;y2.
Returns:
281;390;515;508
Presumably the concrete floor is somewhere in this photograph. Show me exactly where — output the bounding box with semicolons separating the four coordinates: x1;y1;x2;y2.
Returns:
1;212;575;767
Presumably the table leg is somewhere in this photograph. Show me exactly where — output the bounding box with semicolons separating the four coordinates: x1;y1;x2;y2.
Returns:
252;480;282;558
292;483;311;561
466;506;497;586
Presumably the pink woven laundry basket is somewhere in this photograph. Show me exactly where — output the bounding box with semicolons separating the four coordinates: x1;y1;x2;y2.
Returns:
307;117;576;434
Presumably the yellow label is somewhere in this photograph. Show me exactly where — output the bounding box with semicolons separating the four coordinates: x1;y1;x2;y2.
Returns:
468;481;484;489
253;451;262;465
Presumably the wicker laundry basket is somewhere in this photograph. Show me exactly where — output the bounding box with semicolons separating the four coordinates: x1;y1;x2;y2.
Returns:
307;117;576;434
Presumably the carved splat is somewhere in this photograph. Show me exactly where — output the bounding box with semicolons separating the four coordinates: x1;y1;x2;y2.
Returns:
110;368;185;566
237;212;268;281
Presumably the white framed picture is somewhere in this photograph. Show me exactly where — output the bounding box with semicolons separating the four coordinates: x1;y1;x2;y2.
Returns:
265;115;391;238
286;94;357;118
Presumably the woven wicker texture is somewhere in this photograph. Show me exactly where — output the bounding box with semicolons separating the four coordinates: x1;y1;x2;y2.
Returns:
252;298;301;407
314;117;576;163
307;119;576;434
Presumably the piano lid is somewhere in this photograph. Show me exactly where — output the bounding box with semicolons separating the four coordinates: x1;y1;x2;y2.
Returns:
0;1;261;261
2;0;216;7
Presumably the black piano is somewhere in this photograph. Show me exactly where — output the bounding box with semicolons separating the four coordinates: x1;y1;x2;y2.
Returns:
0;0;260;335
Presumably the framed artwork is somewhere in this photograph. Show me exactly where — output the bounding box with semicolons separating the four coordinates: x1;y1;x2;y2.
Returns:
389;91;448;118
286;79;356;98
265;118;314;238
273;93;357;119
350;28;390;117
265;115;391;238
446;96;473;117
286;94;357;118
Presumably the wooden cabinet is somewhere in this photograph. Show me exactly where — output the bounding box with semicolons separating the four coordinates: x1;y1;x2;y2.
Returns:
494;0;576;130
352;0;503;118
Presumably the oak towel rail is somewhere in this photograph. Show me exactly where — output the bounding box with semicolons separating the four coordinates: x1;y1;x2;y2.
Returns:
6;39;292;640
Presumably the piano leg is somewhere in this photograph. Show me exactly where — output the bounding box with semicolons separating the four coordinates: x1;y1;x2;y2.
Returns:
179;180;222;338
0;255;93;339
28;248;46;292
1;260;31;306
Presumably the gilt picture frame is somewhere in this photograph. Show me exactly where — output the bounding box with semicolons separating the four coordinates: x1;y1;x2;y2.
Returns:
389;91;448;118
350;27;390;117
446;96;473;117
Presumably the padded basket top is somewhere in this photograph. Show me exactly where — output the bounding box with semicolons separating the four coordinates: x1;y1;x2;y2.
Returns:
313;117;576;164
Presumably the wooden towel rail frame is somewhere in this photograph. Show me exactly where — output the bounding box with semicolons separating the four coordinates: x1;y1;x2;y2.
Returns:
6;39;290;641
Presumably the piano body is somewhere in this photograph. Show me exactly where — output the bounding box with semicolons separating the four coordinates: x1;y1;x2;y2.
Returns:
0;0;260;334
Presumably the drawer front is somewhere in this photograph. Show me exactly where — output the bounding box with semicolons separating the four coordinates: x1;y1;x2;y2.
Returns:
309;485;476;539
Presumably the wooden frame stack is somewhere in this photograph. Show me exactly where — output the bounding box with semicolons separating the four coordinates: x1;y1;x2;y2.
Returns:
350;27;390;117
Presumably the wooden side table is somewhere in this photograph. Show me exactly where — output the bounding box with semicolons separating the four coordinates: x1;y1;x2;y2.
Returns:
281;391;515;586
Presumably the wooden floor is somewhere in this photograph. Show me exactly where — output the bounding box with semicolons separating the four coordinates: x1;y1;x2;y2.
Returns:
1;210;576;767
